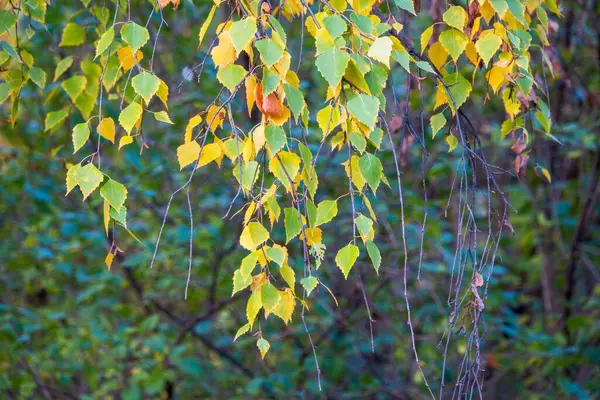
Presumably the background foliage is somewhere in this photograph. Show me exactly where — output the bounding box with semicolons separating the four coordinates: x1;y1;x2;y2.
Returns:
1;0;599;398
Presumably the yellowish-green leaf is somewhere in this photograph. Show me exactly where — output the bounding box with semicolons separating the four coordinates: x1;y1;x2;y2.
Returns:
420;25;434;54
75;163;104;200
118;102;143;134
443;5;468;31
335;243;359;279
439;29;468;62
100;179;127;211
217;64;247;91
430;112;447;138
261;283;281;313
446;134;459;152
315;199;338;227
120;22;149;53
153;111;173;124
475;33;502;66
233;323;250;341
230;17;257;55
240;221;270;251
132;71;160;104
257;338;270;359
72;123;90;153
198;5;217;48
95;27;114;58
60;23;85;47
269;151;301;192
301;276;318;296
246;290;262;328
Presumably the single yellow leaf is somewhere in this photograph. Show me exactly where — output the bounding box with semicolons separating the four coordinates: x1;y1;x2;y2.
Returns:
177;140;201;169
119;135;134;149
105;251;114;270
196;142;222;168
198;5;217;48
97;117;115;143
245;75;257;117
117;46;143;72
210;31;236;68
239;221;270;251
185;115;202;143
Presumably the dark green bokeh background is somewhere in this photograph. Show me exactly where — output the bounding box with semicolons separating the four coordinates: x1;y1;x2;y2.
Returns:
1;0;599;398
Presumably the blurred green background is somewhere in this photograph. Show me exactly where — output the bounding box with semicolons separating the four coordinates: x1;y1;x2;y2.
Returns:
1;0;599;398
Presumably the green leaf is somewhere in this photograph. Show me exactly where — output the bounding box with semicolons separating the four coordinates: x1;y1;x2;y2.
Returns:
280;265;296;290
54;56;73;82
109;205;127;227
132;71;160;104
217;64;247;92
95;27;114;58
261;283;281;313
75;163;104;200
0;10;17;35
72;123;90;153
358;153;383;192
62;75;87;102
315;48;350;88
257;338;270;359
119;102;143;135
0;82;10;104
266;247;286;267
323;14;347;38
347;94;380;129
439;29;468;63
44;108;69;131
283;83;305;122
443;72;472;112
475;33;502;66
349;131;366;153
229;17;257;55
120;22;149;53
265;124;287;154
100;179;127;211
255;39;283;68
354;214;373;241
233;160;260;192
284;207;302;244
301;276;318;296
394;0;416;15
29;67;46;89
430;112;447;138
490;0;509;16
60;23;85;47
261;69;280;97
315;200;338;227
442;6;467;31
239;221;269;251
366;241;381;274
335;243;359;279
350;12;373;35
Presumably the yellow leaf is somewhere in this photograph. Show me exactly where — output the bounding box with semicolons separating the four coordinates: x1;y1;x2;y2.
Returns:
539;166;552;183
105;251;114;270
117;46;143;72
103;199;110;236
198;5;217;48
428;41;448;70
97;117;115;143
420;25;434;54
464;41;480;66
156;79;169;109
177;140;200;169
197;142;223;168
239;221;270;251
245;75;257;117
119;135;133;149
342;155;366;191
272;289;295;324
252;123;266;151
316;105;340;138
206;104;226;132
210;31;236;68
185;115;202;143
244;201;256;225
486;66;507;93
